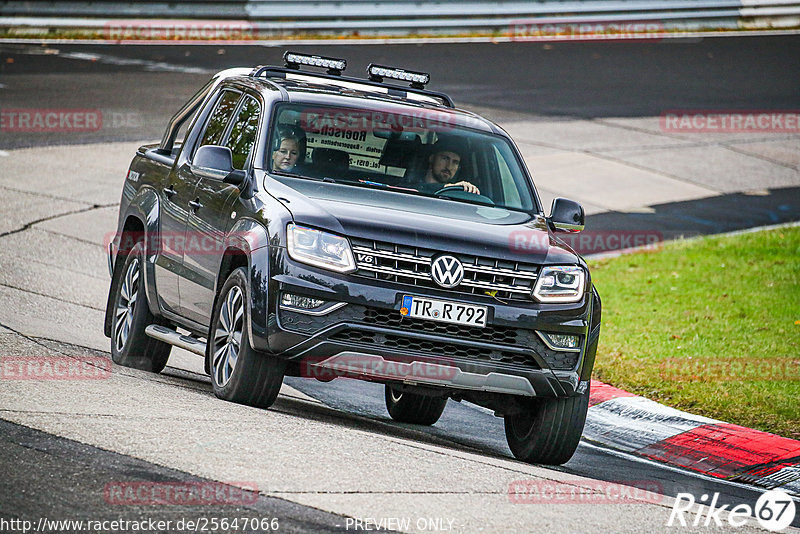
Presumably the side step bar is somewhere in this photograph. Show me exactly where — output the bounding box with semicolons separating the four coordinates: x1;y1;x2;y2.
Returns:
145;325;206;356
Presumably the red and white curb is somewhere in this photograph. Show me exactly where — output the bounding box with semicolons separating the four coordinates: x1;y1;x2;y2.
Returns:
586;380;800;497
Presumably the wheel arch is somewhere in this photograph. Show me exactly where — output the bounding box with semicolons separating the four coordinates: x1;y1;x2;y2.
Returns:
105;188;164;337
104;213;148;338
579;286;602;382
205;218;271;373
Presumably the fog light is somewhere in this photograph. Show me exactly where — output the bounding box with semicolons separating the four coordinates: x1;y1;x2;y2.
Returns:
537;332;581;352
279;293;348;316
281;293;325;310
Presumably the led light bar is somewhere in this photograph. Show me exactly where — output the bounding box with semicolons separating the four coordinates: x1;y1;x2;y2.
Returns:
284;52;347;74
367;64;430;89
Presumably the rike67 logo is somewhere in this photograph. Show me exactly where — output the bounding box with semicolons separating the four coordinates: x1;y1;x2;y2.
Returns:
668;489;796;531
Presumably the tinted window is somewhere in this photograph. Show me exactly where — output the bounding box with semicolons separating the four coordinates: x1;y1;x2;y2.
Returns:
225;96;261;170
198;90;240;149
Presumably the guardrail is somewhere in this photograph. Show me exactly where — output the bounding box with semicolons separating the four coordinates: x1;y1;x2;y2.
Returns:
1;0;799;38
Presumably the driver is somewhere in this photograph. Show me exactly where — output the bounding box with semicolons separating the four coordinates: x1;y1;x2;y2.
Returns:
413;138;480;194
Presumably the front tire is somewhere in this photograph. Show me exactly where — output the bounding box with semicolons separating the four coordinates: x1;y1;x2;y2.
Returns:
504;384;590;465
109;239;171;372
384;385;447;425
209;267;285;408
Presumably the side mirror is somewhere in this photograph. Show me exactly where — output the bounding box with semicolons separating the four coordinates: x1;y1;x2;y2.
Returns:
224;169;247;186
548;197;585;233
192;145;255;199
193;145;234;179
224;168;255;200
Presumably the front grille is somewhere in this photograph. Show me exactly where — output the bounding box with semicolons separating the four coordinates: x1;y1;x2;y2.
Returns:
350;237;539;302
363;308;518;344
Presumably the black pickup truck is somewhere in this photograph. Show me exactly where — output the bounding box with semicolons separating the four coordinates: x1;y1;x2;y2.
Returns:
105;52;601;465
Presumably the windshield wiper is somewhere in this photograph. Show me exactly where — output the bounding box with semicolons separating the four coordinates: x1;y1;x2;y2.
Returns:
329;179;426;195
271;170;337;183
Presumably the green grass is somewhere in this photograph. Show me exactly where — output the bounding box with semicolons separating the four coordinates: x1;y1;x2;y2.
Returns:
588;225;800;439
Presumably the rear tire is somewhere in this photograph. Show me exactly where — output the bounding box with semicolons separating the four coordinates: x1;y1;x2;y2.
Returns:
109;239;171;372
504;384;589;465
384;385;447;425
209;268;285;408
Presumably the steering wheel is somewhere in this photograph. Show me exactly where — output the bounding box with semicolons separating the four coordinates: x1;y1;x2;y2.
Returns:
434;185;495;206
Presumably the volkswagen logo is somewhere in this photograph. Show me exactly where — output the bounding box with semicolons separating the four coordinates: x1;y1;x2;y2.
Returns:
430;255;464;288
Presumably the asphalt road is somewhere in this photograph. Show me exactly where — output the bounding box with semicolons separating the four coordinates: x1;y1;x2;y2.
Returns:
283;376;797;524
0;36;798;533
2;36;798;241
1;417;364;533
2;35;799;148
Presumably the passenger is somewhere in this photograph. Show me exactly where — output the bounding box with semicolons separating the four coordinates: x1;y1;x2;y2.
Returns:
411;138;480;194
271;128;302;172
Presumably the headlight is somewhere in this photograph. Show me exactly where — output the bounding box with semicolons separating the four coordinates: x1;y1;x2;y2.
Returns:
532;266;585;303
287;224;356;273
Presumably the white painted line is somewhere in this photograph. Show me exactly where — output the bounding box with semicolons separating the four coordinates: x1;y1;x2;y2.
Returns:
1;29;800;46
56;50;211;74
0;151;9;157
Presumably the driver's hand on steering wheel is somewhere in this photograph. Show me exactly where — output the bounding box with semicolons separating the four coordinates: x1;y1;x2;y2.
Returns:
445;181;480;194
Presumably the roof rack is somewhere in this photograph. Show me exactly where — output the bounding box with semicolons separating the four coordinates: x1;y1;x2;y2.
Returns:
249;51;454;108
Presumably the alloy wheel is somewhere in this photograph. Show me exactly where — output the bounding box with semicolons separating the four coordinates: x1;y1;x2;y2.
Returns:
212;285;244;387
114;257;140;353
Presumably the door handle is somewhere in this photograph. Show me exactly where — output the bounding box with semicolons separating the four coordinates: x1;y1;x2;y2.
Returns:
164;185;177;198
188;199;203;211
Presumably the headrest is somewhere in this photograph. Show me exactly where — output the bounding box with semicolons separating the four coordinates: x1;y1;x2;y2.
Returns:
379;135;422;168
430;136;465;158
312;148;349;172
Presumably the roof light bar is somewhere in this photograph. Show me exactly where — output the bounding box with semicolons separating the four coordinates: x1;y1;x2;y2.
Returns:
367;64;430;89
284;52;346;75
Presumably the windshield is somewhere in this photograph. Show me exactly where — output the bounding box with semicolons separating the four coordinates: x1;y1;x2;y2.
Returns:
262;103;538;212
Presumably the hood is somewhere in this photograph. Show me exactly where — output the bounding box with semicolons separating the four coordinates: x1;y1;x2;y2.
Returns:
264;175;580;265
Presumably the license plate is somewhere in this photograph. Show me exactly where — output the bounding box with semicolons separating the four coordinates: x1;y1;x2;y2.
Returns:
400;295;488;327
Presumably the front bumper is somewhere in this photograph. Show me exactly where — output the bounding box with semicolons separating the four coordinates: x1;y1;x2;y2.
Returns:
262;248;595;398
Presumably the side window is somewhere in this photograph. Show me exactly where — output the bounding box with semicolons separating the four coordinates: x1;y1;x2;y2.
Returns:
224;96;261;170
197;90;241;151
172;105;202;156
